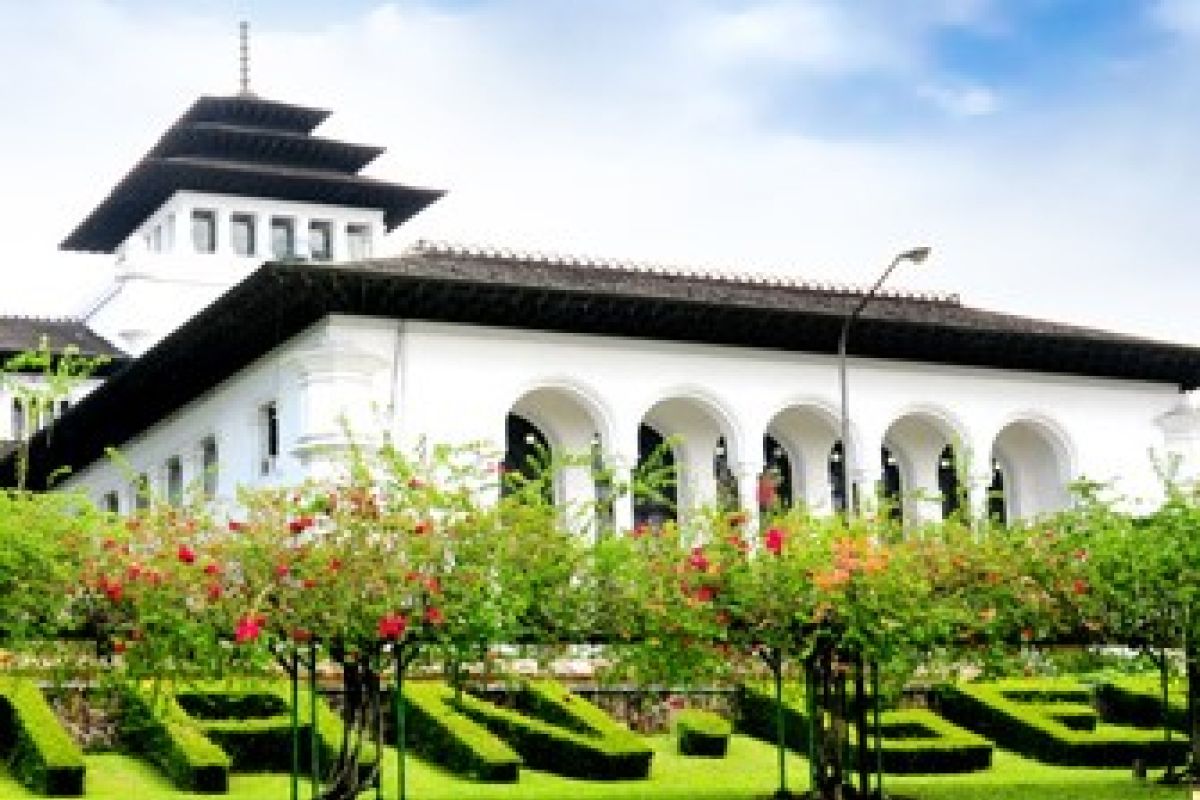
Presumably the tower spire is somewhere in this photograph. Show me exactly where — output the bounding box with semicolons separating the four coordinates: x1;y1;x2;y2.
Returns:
238;21;252;96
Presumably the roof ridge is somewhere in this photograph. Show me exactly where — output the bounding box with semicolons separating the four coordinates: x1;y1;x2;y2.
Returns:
407;239;962;306
0;313;84;324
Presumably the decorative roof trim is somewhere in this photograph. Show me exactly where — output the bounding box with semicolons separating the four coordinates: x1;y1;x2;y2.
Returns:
408;240;962;305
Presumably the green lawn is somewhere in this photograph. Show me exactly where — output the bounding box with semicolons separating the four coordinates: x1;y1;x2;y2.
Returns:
0;736;1190;800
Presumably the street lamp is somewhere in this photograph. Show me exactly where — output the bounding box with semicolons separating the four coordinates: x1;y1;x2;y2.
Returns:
838;246;931;514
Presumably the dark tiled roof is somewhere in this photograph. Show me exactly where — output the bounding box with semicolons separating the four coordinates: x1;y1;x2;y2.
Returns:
5;244;1199;490
0;316;127;366
62;94;443;253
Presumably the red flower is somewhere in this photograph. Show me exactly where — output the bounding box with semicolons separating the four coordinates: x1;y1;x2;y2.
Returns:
101;577;123;603
765;527;786;555
291;628;312;642
378;613;408;640
112;640;127;655
424;606;446;625
228;520;247;532
328;559;343;573
695;585;716;602
288;516;315;535
414;519;432;536
206;583;223;601
424;576;442;595
234;615;263;644
688;547;710;572
203;563;221;576
302;578;318;590
1072;578;1089;596
274;563;290;578
177;545;196;565
126;563;143;581
629;523;649;539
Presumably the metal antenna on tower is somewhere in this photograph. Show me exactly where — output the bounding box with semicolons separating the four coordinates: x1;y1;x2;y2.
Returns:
238;21;251;95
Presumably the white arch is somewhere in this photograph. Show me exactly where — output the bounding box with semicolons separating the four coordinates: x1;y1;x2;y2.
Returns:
991;410;1076;481
510;376;616;453
640;387;743;516
989;413;1074;521
765;399;853;514
882;403;973;524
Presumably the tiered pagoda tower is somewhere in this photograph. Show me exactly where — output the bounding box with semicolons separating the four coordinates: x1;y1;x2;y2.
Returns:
66;93;442;355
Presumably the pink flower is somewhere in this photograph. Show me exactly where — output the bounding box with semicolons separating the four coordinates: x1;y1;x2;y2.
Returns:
235;615;263;644
177;545;196;565
688;547;710;572
378;613;408;640
274;563;290;578
765;527;785;556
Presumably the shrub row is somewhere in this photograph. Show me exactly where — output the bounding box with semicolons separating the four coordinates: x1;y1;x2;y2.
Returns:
118;681;358;792
1094;678;1188;732
675;709;731;757
935;678;1188;768
738;684;991;774
401;682;521;782
0;678;86;796
457;680;652;780
117;685;230;793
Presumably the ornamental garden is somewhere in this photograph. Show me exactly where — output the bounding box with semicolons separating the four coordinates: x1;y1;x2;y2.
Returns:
2;436;1200;800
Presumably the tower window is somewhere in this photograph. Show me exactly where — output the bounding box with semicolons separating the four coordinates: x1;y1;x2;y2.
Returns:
150;224;163;252
200;435;219;500
102;491;120;515
346;224;371;260
259;401;279;475
166;456;183;507
270;217;295;260
11;398;24;440
191;210;217;254
133;473;151;511
309;220;333;261
232;213;257;257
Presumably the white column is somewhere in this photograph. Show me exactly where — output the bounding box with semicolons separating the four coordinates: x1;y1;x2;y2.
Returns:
798;438;838;515
288;341;389;479
1156;396;1200;486
906;443;944;525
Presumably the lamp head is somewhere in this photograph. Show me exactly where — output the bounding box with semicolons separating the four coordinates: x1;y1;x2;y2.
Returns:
901;246;932;264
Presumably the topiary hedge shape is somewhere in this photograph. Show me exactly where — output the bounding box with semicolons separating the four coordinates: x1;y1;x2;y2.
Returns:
936;677;1187;768
0;678;86;796
674;709;732;757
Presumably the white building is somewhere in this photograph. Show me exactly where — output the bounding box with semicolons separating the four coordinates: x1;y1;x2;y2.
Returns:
3;90;1199;532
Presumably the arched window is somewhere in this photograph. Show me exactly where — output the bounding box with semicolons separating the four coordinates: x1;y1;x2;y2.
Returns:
762;434;793;511
829;441;847;513
881;446;903;522
713;436;739;512
635;423;677;526
987;459;1008;525
938;445;961;519
502;413;553;502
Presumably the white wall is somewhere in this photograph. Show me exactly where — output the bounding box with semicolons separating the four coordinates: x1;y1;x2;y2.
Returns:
86;191;385;356
61;314;1193;524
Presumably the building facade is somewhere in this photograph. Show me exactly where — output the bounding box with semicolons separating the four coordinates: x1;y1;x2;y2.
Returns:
3;92;1200;533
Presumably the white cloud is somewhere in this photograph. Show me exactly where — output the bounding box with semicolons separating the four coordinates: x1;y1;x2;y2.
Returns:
0;0;1197;347
1153;0;1200;38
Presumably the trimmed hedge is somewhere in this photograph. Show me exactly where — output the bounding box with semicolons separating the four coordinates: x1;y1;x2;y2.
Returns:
1095;678;1187;732
457;681;652;780
675;709;731;757
401;682;521;782
859;709;992;774
0;678;86;796
117;685;230;793
738;684;990;774
936;678;1188;767
118;680;360;792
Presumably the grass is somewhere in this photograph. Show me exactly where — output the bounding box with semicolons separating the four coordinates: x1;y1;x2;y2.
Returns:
0;736;1191;800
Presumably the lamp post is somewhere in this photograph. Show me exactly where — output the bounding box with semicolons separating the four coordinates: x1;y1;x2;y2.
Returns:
837;246;931;514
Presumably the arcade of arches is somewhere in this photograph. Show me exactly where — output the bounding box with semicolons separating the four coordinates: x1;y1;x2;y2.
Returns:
502;387;1072;536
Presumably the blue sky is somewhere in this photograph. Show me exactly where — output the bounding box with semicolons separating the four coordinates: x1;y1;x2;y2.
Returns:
2;0;1199;345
